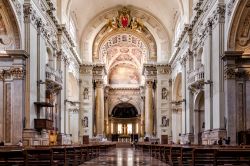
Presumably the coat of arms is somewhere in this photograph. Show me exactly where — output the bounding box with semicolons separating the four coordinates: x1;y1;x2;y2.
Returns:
106;7;143;32
118;7;131;28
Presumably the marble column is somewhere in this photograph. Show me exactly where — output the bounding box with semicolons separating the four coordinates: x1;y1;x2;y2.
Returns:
95;80;104;136
145;80;154;137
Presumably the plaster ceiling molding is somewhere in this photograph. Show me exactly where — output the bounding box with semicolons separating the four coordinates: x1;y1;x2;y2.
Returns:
97;32;148;69
78;5;177;63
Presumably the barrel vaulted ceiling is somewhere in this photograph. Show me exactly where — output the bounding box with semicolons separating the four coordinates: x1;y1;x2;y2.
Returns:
60;0;195;61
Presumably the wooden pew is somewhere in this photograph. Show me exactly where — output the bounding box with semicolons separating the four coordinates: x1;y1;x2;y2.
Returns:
51;146;67;166
162;145;171;163
190;147;216;166
215;148;250;165
0;149;25;166
168;146;182;166
178;146;193;166
24;147;59;166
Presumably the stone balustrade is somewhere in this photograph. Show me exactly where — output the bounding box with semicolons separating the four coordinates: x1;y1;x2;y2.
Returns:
187;66;204;90
45;65;63;84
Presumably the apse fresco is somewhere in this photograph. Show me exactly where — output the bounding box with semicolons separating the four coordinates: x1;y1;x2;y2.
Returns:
109;64;140;84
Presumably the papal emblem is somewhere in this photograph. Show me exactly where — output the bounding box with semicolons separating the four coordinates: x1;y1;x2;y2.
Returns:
118;7;131;28
106;7;143;32
121;15;129;27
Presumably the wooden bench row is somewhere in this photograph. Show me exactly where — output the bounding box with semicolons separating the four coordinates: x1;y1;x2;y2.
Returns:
136;143;250;166
0;143;116;166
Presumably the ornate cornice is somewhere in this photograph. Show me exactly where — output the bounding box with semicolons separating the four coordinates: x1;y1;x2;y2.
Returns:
227;0;236;17
110;87;140;90
45;0;59;27
211;4;226;26
156;63;171;75
0;67;25;80
175;24;191;48
142;63;157;78
80;63;93;75
11;0;22;22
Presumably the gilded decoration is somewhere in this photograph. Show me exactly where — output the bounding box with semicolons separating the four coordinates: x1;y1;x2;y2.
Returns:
106;7;143;32
93;7;157;62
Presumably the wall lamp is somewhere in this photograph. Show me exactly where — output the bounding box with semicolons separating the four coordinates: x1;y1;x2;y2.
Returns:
204;80;213;84
37;80;46;84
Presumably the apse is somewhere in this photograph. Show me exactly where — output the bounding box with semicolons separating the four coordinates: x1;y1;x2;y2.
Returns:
111;103;138;118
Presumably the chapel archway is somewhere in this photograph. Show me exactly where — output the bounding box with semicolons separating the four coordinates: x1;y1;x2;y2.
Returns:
91;6;157;140
110;102;140;142
0;0;21;50
172;73;183;143
228;0;250;53
194;91;204;144
0;0;22;145
226;0;250;145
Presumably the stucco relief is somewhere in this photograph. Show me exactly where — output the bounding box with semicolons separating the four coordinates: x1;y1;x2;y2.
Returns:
0;67;25;80
236;8;250;52
0;2;17;49
229;0;250;53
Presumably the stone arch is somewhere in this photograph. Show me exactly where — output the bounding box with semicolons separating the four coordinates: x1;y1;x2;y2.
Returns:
194;91;204;111
109;100;141;116
193;91;205;144
67;72;79;101
0;0;21;50
46;47;54;68
80;5;170;62
172;72;182;143
111;103;138;118
93;27;156;63
173;72;182;101
228;0;250;53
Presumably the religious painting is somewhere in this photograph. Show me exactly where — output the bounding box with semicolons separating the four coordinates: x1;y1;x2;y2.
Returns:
109;64;140;84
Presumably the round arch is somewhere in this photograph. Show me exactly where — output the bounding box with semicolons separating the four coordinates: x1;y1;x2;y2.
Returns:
173;72;182;101
0;0;21;49
109;100;141;116
194;91;204;111
80;5;170;62
111;102;138;118
228;0;250;53
93;27;156;63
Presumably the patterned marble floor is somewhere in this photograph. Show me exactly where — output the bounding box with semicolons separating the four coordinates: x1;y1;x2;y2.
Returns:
80;148;168;166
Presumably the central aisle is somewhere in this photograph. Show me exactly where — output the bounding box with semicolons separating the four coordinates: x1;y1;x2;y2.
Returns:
81;148;168;166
